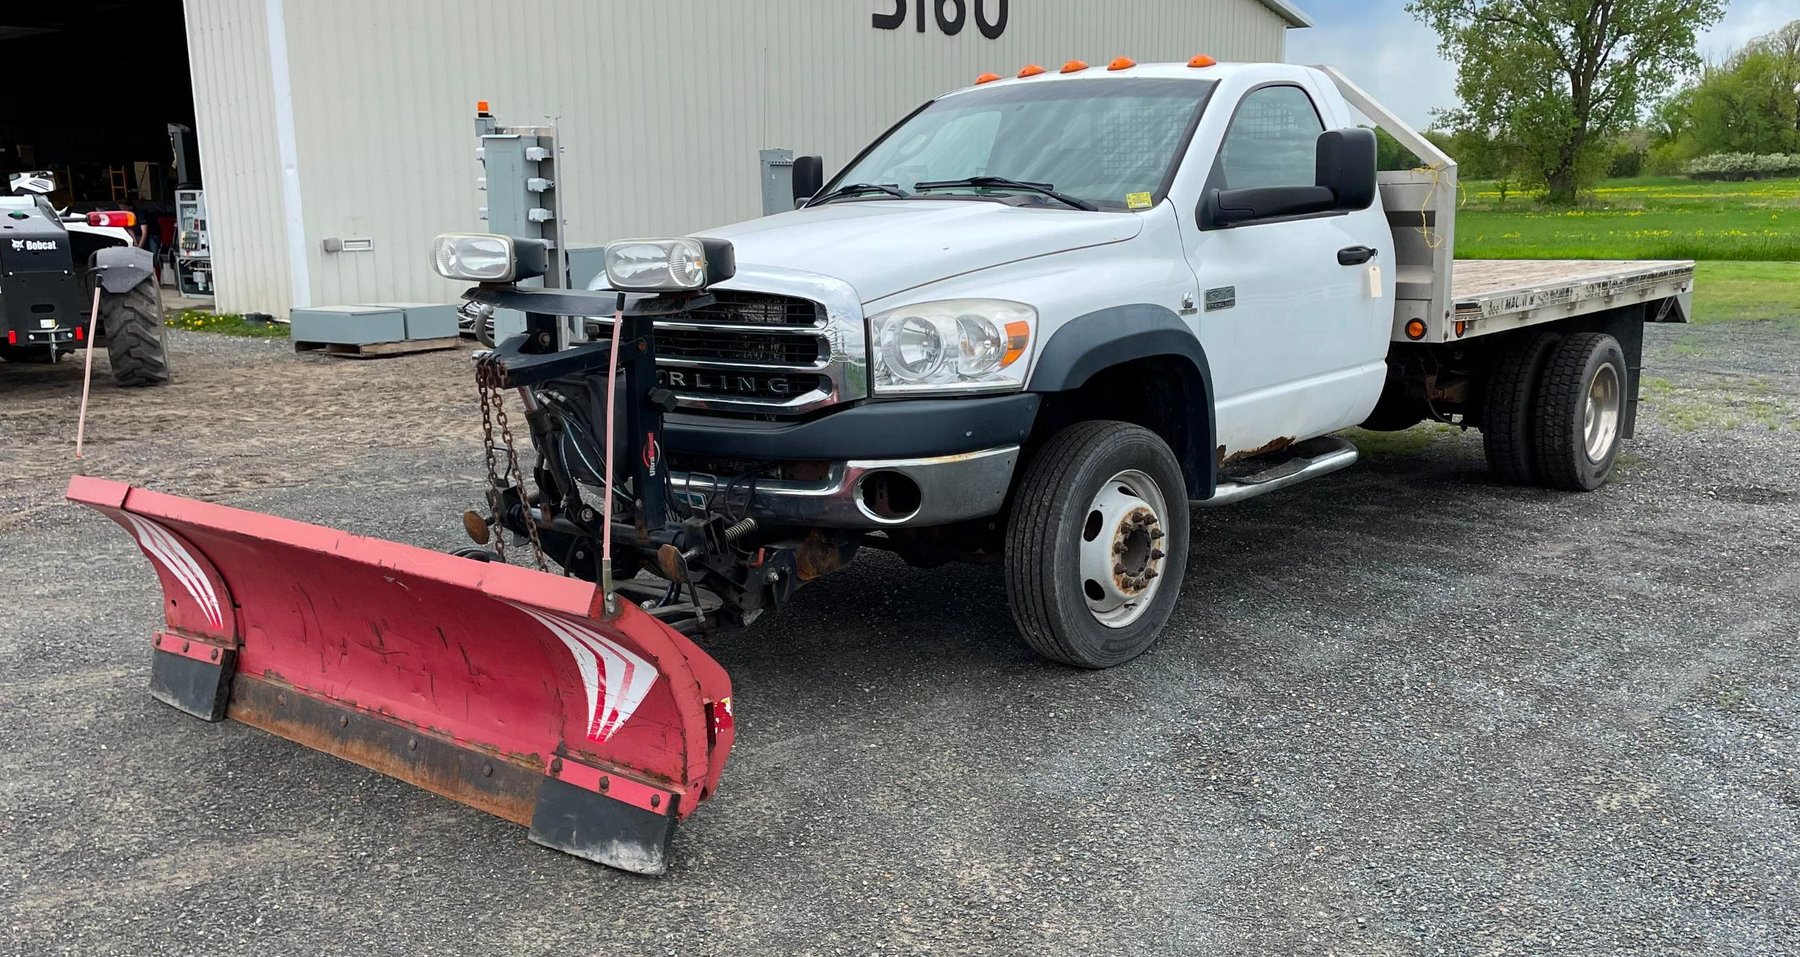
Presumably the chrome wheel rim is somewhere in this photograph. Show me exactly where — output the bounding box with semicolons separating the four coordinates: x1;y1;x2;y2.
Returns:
1077;469;1169;629
1584;363;1622;462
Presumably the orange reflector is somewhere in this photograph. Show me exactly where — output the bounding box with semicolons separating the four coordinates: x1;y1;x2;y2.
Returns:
1404;319;1427;340
1061;59;1089;73
86;210;137;228
1107;57;1136;71
1018;64;1045;78
1454;320;1468;338
1188;54;1217;68
1002;321;1031;367
975;72;1001;84
476;100;490;114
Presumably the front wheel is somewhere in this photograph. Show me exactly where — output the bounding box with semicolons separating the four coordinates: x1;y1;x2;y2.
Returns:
1004;421;1190;669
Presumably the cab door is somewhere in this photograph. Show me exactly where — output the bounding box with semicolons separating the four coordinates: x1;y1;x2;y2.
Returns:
1177;82;1391;458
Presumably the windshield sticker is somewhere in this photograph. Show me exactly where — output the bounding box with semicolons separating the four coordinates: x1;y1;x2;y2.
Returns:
1126;192;1153;210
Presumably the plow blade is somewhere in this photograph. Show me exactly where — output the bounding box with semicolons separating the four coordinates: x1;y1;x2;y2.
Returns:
68;476;734;875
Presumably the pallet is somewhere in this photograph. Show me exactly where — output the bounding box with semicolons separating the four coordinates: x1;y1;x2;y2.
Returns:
294;337;462;359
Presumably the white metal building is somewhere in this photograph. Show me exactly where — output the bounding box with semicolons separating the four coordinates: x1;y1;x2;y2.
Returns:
182;0;1310;316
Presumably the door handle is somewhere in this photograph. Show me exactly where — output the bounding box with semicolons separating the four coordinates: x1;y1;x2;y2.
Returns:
1337;245;1377;266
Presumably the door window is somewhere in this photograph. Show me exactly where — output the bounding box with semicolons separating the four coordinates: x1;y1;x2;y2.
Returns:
1216;86;1323;190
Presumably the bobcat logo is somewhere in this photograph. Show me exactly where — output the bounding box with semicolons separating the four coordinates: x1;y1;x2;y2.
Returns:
10;239;56;252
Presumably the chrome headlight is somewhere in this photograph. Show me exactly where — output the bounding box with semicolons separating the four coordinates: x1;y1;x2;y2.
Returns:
603;237;736;292
430;232;547;282
870;299;1036;395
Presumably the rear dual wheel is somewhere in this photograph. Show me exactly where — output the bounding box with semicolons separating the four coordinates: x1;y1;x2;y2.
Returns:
1481;331;1626;491
1005;422;1190;669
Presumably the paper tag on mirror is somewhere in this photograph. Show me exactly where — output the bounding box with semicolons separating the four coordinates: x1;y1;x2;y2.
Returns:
1367;263;1383;298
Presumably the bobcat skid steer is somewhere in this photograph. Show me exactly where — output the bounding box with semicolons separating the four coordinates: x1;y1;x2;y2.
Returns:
3;171;169;385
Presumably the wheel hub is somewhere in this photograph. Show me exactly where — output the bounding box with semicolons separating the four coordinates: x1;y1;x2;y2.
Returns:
1078;469;1169;629
1583;363;1622;462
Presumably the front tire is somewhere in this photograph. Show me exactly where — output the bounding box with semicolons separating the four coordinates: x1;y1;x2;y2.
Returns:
103;280;171;387
1533;332;1627;491
1004;421;1190;668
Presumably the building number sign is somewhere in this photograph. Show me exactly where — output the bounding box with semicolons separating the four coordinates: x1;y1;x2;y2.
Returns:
873;0;1008;38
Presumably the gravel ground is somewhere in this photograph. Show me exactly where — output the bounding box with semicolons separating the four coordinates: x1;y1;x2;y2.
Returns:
1;318;1795;956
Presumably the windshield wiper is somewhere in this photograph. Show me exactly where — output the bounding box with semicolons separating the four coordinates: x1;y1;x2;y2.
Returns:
912;176;1096;211
806;182;909;206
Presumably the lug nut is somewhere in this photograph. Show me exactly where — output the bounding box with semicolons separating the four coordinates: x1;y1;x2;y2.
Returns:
1151;549;1165;560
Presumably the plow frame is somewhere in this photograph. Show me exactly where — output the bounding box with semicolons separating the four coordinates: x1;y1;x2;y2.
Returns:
69;475;735;875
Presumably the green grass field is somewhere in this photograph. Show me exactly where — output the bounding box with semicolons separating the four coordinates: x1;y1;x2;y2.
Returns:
1454;176;1797;324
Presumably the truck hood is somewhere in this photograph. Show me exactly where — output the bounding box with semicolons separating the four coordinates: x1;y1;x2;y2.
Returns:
701;201;1142;303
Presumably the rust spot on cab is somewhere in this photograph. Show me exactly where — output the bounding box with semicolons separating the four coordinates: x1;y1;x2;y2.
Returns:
1220;436;1296;465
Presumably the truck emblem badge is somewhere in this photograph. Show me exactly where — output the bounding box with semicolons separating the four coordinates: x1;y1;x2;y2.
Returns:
509;603;658;743
1204;286;1236;312
659;369;792;395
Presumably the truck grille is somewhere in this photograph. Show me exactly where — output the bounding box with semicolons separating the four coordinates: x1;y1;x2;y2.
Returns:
651;291;838;418
656;327;823;366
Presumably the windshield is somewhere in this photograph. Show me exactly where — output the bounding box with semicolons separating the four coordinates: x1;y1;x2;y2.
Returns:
826;78;1216;212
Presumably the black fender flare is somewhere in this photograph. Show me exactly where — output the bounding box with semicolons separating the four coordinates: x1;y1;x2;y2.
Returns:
90;245;158;295
1028;303;1217;498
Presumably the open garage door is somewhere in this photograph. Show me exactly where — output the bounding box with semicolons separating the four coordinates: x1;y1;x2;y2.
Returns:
0;0;195;260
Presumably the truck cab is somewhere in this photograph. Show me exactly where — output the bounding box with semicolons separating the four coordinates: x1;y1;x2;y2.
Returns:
451;59;1690;669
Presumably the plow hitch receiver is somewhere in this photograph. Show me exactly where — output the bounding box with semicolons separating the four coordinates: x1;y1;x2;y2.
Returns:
67;475;735;876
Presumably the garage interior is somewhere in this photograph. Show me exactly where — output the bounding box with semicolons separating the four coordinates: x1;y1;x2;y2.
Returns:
0;0;196;236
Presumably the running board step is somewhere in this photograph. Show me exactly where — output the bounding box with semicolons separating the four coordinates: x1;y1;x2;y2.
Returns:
1197;435;1359;508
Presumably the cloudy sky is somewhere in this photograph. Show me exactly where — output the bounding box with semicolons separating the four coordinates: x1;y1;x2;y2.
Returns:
1285;0;1798;129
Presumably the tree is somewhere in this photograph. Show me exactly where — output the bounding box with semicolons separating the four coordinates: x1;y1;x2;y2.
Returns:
1687;51;1800;154
1647;20;1800;163
1408;0;1725;202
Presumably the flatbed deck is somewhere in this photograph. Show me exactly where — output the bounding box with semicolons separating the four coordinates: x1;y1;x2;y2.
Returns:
1444;259;1695;337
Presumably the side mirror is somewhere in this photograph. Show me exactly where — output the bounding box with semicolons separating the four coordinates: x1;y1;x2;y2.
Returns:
792;155;824;205
1197;127;1378;229
1316;128;1376;212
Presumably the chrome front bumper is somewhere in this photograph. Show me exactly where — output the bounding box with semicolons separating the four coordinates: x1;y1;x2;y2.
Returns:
671;446;1020;528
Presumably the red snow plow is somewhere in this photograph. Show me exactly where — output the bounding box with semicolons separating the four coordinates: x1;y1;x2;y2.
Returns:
67;475;733;875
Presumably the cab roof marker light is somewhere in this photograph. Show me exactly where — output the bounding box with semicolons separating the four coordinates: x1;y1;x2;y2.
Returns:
1018;64;1045;77
1188;54;1217;68
1060;59;1089;73
975;72;1001;84
1107;57;1136;71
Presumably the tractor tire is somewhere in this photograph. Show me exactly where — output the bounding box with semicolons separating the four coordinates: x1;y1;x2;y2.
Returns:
103;280;171;387
1004;421;1190;669
1480;331;1559;484
1532;333;1628;492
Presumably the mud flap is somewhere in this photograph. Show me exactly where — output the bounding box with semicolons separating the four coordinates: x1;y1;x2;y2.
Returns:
68;476;735;876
